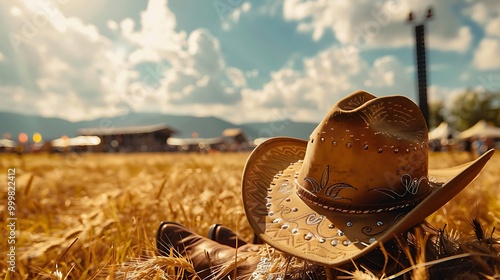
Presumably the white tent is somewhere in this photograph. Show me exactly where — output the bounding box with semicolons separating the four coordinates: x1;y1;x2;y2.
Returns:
51;136;101;147
458;120;500;139
0;139;16;148
428;122;458;140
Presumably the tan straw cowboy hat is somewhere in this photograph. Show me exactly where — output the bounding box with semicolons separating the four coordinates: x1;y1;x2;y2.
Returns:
242;90;494;265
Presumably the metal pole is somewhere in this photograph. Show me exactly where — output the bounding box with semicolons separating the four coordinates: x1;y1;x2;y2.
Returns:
414;24;429;127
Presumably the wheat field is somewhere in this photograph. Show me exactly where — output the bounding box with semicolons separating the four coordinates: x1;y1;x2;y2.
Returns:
0;151;499;279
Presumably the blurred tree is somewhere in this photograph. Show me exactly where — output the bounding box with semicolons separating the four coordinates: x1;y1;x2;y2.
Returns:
449;90;500;131
429;100;446;129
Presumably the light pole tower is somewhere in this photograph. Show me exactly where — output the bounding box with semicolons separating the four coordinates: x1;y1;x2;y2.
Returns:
408;8;433;128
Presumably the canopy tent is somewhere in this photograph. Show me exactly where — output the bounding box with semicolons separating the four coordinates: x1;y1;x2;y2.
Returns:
458;120;500;139
51;136;101;147
428;122;459;140
0;138;16;148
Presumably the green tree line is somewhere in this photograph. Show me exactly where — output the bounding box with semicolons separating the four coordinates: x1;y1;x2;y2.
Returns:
429;90;500;131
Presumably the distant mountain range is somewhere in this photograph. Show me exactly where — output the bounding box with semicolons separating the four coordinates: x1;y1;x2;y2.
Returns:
0;111;316;141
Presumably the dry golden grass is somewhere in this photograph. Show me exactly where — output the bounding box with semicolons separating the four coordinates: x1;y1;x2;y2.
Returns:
0;150;499;279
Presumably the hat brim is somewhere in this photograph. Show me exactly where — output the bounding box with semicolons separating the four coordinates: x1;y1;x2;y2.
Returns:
242;137;494;265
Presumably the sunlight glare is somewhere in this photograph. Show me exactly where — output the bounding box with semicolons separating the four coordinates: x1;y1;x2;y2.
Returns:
10;6;22;16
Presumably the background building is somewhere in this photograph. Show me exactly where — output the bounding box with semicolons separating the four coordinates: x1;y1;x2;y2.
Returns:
78;124;176;152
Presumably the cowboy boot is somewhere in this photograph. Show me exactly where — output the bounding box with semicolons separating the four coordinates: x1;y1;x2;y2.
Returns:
208;224;263;248
207;224;248;248
157;222;261;279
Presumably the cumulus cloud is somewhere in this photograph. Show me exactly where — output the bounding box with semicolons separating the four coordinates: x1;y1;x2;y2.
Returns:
122;28;243;107
1;0;495;125
103;1;246;109
221;1;252;30
485;18;500;37
217;0;252;30
0;0;126;121
0;86;35;114
120;0;185;54
465;0;500;70
428;85;463;105
187;29;224;75
226;67;247;87
245;69;259;78
282;0;472;52
365;56;411;90
473;38;500;70
128;48;162;65
106;20;118;31
237;43;433;123
465;0;499;25
0;0;246;121
240;48;413;123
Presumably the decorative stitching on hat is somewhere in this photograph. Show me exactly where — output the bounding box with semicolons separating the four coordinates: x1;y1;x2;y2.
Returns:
369;174;428;199
296;177;432;214
303;165;357;199
242;92;494;267
361;212;407;237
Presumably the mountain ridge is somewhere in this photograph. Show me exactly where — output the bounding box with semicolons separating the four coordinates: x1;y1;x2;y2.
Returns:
0;111;316;141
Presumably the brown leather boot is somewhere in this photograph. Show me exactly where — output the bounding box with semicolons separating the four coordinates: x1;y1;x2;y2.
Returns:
157;222;261;279
208;224;263;248
207;224;248;248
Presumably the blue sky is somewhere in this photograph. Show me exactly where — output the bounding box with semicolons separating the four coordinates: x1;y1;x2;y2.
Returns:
0;0;499;124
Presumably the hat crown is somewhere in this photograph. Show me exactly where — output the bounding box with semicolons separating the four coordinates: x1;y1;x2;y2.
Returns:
296;91;430;212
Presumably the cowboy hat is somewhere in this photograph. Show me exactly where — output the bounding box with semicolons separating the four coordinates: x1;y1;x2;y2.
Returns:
242;90;494;266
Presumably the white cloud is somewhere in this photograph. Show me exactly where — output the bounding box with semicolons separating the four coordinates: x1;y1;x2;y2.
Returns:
485;17;500;37
428;85;463;105
132;28;243;106
187;29;224;74
226;67;247;87
282;0;472;52
120;18;135;35
466;1;488;24
245;69;259;78
473;38;500;70
464;1;500;38
1;0;492;126
106;20;118;31
369;56;400;87
10;6;21;16
257;1;282;17
362;55;414;98
231;2;251;22
0;52;5;61
0;0;249;121
238;47;425;123
429;26;472;53
108;2;245;108
0;0;126;121
221;1;252;30
459;72;470;81
128;48;162;64
463;1;500;70
121;0;185;53
465;0;500;25
0;86;34;113
241;46;380;122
